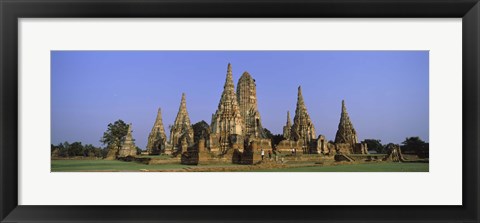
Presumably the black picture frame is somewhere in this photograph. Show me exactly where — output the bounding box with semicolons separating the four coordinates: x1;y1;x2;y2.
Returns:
1;0;479;222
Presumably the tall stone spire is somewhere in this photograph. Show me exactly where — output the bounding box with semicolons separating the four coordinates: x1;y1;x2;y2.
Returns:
146;108;167;154
291;86;316;145
236;71;265;138
170;93;194;150
210;63;244;151
334;100;358;144
216;63;240;115
225;63;234;91
118;123;137;157
283;111;292;140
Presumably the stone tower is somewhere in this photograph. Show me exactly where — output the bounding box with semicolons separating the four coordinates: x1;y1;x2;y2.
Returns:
236;71;265;138
210;63;244;152
169;93;194;151
118;123;137;157
283;111;292;140
146;108;167;155
334;100;358;145
291;86;316;146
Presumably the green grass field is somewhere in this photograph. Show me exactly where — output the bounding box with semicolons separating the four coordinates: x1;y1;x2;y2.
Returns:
51;159;428;172
51;159;188;172
253;162;428;172
137;154;173;159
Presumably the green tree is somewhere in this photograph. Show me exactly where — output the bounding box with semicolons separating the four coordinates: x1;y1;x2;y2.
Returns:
61;141;70;157
68;142;84;156
361;139;384;154
136;146;143;155
51;143;63;157
83;144;93;156
101;147;110;158
192;120;209;144
263;128;274;139
271;134;284;147
55;142;68;157
100;120;129;153
262;128;283;147
401;136;428;157
83;144;102;157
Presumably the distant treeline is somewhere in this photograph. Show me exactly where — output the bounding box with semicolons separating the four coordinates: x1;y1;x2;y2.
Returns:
51;142;141;158
361;137;429;158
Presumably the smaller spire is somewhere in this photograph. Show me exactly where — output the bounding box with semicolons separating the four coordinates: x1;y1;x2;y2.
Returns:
334;99;358;144
170;92;193;147
180;93;187;111
152;107;165;130
224;63;234;90
173;92;191;127
125;123;133;140
286;111;291;126
154;108;163;125
147;106;167;152
241;71;251;78
297;85;305;107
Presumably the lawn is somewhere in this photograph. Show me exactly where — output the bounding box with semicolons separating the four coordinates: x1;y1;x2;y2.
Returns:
252;162;429;172
52;159;428;172
137;154;173;159
51;159;188;172
51;159;239;172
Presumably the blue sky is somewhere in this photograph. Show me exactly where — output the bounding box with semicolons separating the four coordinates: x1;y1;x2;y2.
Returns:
51;51;429;149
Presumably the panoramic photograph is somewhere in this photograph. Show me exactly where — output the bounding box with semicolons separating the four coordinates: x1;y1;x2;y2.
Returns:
51;51;429;172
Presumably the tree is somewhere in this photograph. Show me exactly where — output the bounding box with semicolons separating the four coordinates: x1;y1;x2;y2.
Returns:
401;136;428;157
263;128;274;139
192;120;209;144
262;128;283;147
55;142;68;157
361;139;384;154
101;147;110;158
100;120;129;153
61;141;70;157
135;146;142;155
83;144;102;157
68;142;84;156
271;134;284;147
51;143;63;157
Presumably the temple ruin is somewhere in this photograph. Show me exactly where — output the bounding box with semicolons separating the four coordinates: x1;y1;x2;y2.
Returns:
140;63;377;165
276;86;320;154
117;123;137;158
282;111;292;140
291;86;317;152
168;93;194;155
333;100;368;155
236;71;266;138
146;108;167;155
208;63;245;154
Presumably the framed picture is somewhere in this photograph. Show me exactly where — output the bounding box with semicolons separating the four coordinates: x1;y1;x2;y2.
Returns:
1;0;478;222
